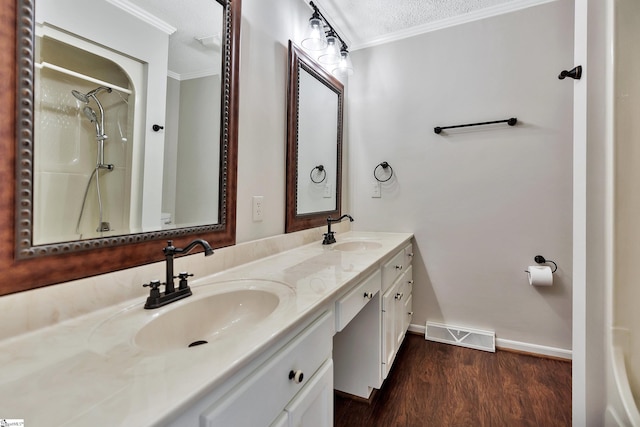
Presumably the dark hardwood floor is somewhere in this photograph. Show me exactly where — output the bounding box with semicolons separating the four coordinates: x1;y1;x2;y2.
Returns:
334;333;572;427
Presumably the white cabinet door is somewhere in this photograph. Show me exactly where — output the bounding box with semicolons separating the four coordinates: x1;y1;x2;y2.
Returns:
382;264;413;380
382;277;401;379
403;268;413;334
395;266;413;350
285;359;333;427
403;293;413;335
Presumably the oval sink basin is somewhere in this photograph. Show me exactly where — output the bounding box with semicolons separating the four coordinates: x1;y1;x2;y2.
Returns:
136;289;279;352
333;241;382;252
89;279;294;353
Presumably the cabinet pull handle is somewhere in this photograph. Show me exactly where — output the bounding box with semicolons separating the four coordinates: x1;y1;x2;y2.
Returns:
364;292;374;300
395;265;403;270
289;370;304;384
395;292;403;300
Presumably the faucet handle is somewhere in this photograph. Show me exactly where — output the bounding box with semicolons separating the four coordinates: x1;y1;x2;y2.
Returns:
143;279;162;290
177;272;194;290
143;279;162;297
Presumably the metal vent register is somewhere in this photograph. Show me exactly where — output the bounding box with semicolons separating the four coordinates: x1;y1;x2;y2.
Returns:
425;322;495;352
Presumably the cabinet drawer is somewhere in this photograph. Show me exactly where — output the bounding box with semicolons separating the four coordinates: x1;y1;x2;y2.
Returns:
382;250;406;293
201;312;333;427
335;270;380;332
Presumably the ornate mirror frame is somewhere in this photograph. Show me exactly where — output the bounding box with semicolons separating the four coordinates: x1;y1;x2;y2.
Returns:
0;0;240;295
285;41;344;233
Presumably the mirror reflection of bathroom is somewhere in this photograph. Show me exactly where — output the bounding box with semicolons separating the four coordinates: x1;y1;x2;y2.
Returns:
34;32;137;245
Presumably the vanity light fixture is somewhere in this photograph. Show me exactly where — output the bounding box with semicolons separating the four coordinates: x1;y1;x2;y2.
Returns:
302;1;354;76
301;11;328;50
318;33;340;65
333;49;354;76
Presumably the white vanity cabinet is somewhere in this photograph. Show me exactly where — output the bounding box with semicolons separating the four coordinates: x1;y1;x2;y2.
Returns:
333;242;414;398
333;270;382;398
382;244;413;380
168;311;333;427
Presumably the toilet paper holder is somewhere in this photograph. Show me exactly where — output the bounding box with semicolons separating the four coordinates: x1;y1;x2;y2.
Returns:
525;255;558;274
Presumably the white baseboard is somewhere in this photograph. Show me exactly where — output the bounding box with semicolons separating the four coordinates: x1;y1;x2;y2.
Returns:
408;323;572;360
494;338;572;360
408;323;426;335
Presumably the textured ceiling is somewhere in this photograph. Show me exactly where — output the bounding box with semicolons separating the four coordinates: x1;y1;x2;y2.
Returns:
310;0;525;49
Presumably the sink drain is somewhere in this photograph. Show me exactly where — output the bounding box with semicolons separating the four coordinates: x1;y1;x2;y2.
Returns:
188;340;208;348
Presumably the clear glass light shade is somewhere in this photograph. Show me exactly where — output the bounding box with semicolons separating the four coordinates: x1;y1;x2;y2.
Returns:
301;17;328;51
332;51;354;76
318;36;341;65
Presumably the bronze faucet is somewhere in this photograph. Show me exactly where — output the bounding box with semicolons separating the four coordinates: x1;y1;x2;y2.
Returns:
142;239;214;309
322;214;354;245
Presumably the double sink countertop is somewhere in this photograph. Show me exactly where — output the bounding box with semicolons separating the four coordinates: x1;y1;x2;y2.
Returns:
0;231;413;426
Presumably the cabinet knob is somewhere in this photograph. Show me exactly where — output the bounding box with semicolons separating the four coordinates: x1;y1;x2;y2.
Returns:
395;292;404;300
395;265;403;271
408;280;414;285
407;253;414;258
408;311;414;316
289;370;304;384
363;291;374;300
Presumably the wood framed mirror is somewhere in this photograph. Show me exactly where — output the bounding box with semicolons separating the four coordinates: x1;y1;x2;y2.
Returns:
285;41;344;233
0;0;241;295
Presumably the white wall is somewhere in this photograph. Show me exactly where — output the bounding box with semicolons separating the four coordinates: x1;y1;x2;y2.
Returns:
175;76;221;225
347;0;574;352
235;0;314;242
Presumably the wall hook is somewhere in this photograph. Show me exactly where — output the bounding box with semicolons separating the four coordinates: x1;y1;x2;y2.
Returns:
534;255;558;273
558;65;582;80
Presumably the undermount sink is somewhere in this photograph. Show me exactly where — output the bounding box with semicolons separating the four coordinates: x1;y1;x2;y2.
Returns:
89;279;295;353
333;241;382;252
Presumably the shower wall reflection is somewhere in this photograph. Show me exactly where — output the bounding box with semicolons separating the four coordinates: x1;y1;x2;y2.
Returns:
34;35;136;245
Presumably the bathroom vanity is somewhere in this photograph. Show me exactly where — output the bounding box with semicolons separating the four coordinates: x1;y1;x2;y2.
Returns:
0;231;413;426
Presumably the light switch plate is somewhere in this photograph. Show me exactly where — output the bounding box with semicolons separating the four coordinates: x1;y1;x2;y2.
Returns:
323;183;332;198
372;181;381;198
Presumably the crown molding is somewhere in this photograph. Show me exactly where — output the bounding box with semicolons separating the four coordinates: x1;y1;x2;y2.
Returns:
106;0;177;35
351;0;558;51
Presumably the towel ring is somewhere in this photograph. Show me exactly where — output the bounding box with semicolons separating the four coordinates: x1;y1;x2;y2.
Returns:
374;162;393;183
310;165;326;183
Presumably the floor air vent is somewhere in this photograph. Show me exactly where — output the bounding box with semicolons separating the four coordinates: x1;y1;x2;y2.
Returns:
425;322;495;353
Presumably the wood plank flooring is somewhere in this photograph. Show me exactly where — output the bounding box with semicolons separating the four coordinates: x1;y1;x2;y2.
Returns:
334;333;572;427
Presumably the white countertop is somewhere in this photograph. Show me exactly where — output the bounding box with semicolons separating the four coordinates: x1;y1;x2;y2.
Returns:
0;231;412;426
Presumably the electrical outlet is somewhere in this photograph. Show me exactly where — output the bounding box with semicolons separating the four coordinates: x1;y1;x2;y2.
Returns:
323;183;332;198
372;181;381;198
252;196;264;221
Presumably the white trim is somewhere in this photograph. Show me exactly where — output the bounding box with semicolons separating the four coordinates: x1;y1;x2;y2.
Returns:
167;69;220;81
351;0;558;51
408;323;425;335
106;0;176;35
496;338;572;360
